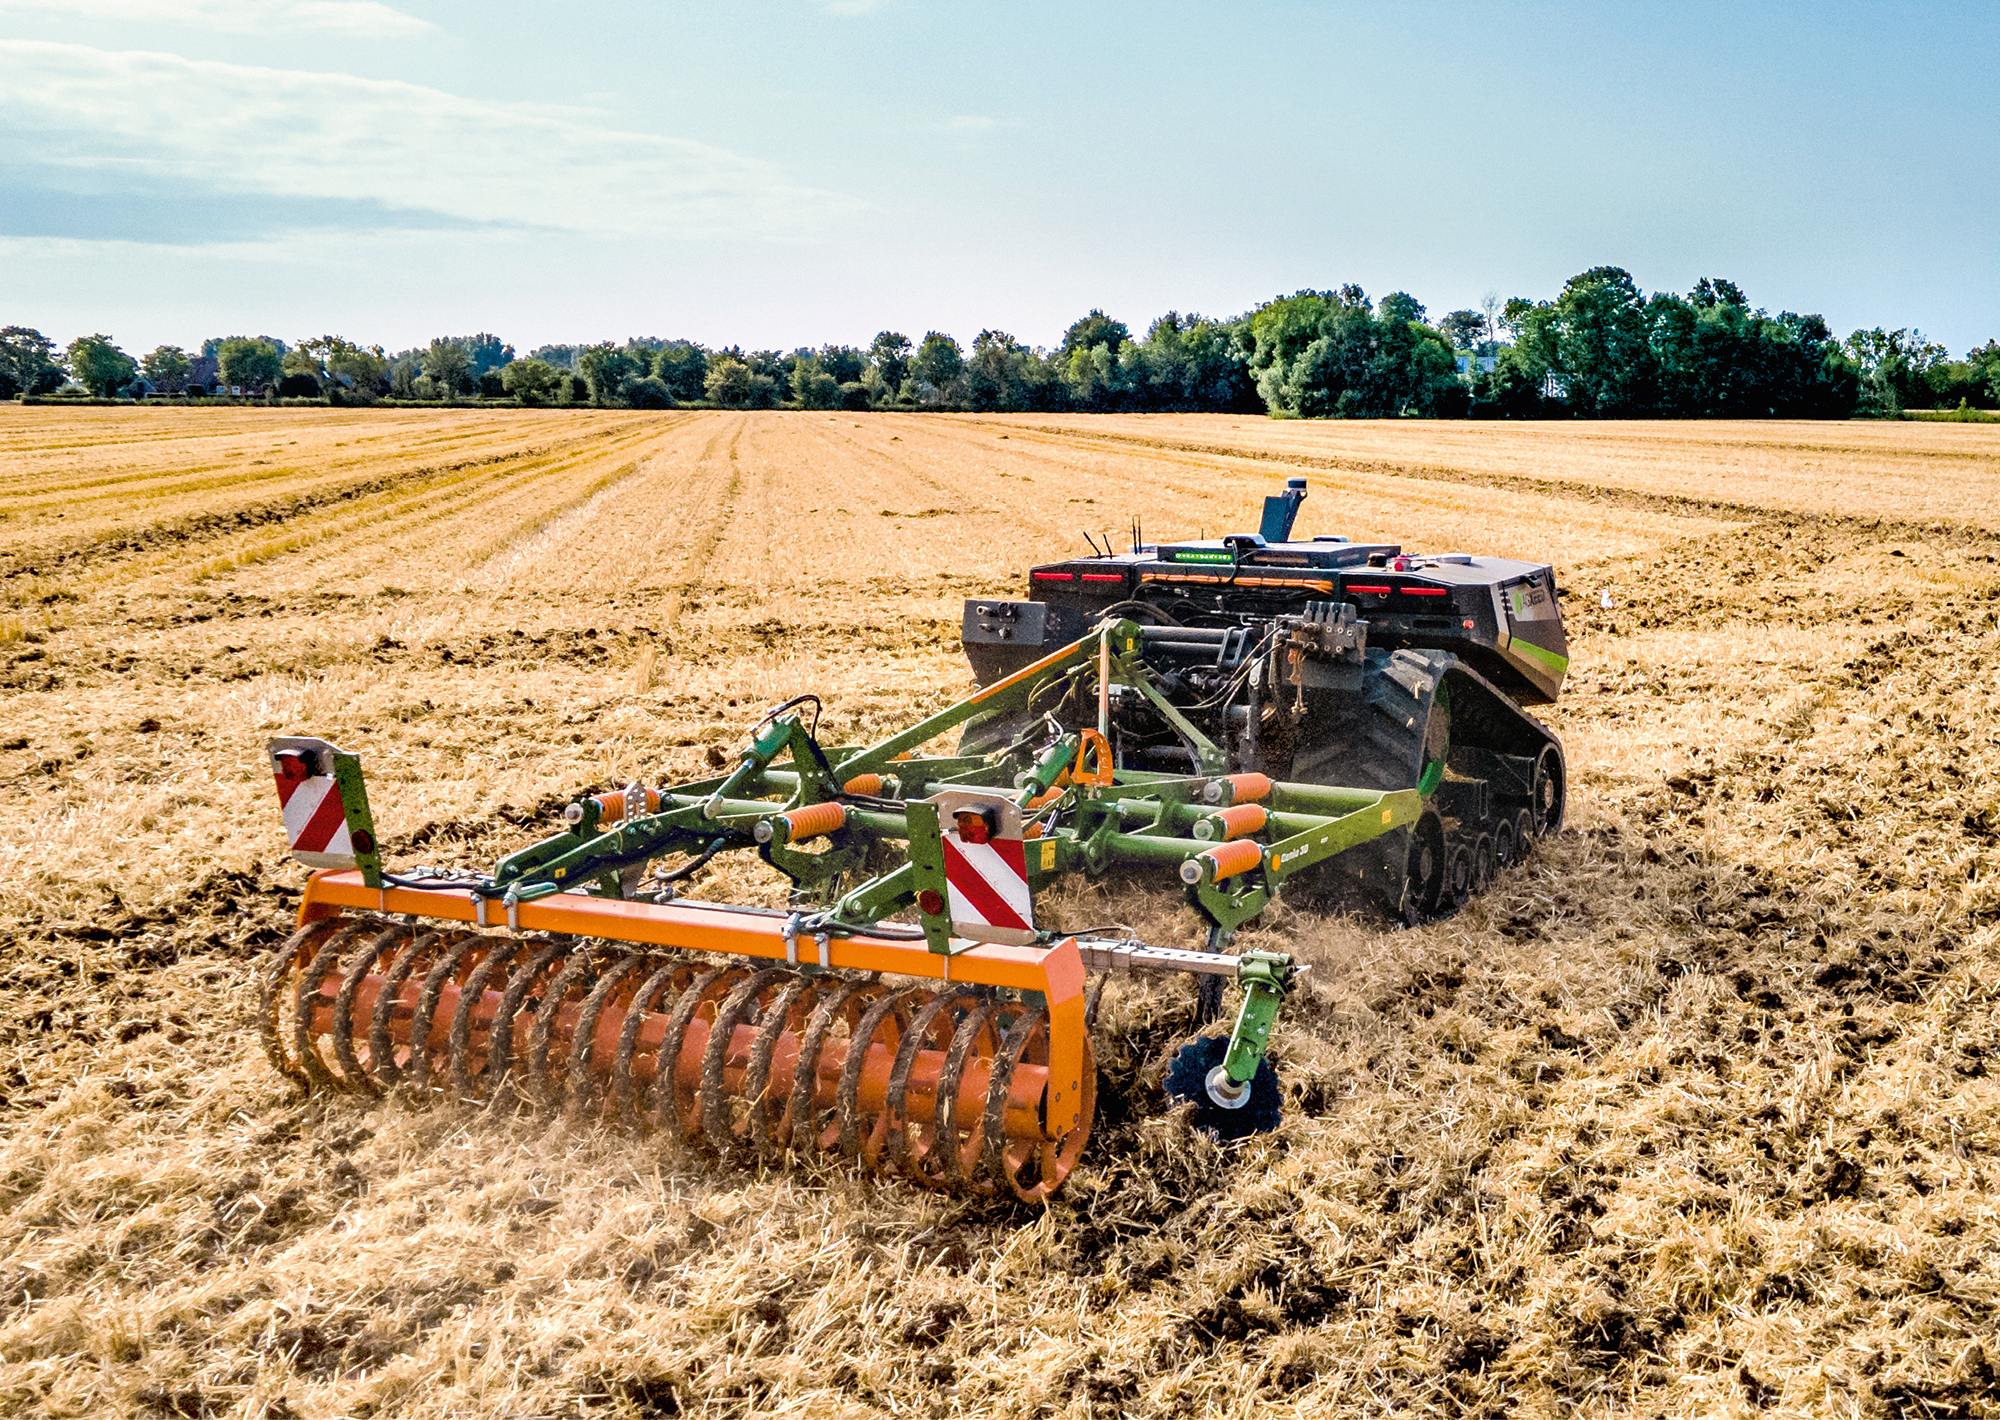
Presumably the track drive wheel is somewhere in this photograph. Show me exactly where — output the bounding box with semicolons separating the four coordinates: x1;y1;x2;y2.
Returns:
1533;744;1566;835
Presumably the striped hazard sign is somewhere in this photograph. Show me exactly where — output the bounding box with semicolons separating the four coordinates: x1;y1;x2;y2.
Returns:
918;789;1037;946
943;831;1033;937
268;736;372;871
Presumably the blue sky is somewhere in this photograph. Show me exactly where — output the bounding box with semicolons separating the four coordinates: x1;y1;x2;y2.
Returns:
1;0;1995;358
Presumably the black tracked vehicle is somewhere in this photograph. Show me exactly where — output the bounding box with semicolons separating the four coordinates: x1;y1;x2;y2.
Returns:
960;478;1569;923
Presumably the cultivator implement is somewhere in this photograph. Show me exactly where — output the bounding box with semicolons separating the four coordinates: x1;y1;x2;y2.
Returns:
260;618;1423;1201
262;483;1569;1202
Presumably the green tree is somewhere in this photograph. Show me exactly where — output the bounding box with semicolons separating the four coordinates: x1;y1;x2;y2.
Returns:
1123;313;1257;411
447;333;514;378
962;330;1056;412
278;346;324;397
1377;292;1425;325
1057;310;1135;409
651;342;708;401
501;358;561;405
1438;310;1485;350
1689;277;1748;309
625;375;675;409
424;339;474;399
910;331;964;392
818;345;867;384
139;345;191;393
216;337;281;394
704;355;755;408
0;326;60;398
1845;327;1948;414
869;331;912;389
576;344;639;405
1512;267;1658;415
1246;288;1460;418
1972;341;2000;405
1058;310;1130;361
790;356;840;409
302;337;388;397
66;334;137;397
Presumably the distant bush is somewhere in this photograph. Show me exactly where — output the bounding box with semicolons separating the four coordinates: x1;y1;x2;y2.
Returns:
625;375;675;409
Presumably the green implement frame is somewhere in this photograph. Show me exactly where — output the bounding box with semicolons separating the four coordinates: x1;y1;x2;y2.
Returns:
458;621;1418;1101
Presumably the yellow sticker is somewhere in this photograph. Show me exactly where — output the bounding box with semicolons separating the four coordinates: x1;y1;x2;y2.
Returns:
1041;840;1056;871
1382;808;1392;823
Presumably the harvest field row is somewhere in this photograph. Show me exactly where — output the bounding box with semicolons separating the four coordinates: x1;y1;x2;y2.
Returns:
2;408;1999;1419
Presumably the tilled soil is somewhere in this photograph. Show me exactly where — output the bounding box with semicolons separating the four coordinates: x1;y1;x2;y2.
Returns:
2;409;1998;1419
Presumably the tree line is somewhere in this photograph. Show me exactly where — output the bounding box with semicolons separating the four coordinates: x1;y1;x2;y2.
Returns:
4;267;1995;419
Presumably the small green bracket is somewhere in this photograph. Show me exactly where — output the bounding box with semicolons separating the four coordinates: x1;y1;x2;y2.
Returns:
1221;950;1291;1088
828;861;916;929
329;750;382;890
903;799;954;955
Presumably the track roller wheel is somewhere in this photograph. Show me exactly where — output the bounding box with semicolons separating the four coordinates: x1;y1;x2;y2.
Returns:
1511;807;1536;861
1473;832;1496;892
1445;840;1474;911
1164;1034;1281;1140
1402;811;1447;925
1491;815;1517;871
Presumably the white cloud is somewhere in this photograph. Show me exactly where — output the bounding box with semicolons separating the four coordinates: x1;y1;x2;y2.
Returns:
808;0;887;14
0;41;857;242
0;0;435;37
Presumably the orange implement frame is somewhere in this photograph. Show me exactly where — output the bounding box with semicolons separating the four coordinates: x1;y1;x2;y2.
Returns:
297;870;1090;1138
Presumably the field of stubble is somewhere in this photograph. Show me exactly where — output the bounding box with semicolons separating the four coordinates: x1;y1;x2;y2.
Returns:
2;407;1999;1420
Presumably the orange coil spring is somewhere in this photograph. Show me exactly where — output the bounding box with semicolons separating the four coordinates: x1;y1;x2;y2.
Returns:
842;774;885;796
1202;838;1266;882
1206;803;1268;837
594;788;663;826
781;801;848;841
259;915;1093;1202
1209;772;1273;807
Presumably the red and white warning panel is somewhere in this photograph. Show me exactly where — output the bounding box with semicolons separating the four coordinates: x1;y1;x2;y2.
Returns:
931;789;1036;945
268;736;372;871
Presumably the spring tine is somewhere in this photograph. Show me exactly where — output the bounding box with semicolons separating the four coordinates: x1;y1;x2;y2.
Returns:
936;1001;1000;1194
404;933;483;1098
566;953;644;1121
330;925;409;1095
745;976;817;1162
259;919;341;1085
786;978;873;1159
838;990;912;1167
483;937;571;1103
981;1005;1048;1200
367;927;449;1091
698;967;790;1158
446;934;523;1102
611;961;686;1129
525;946;600;1112
886;990;967;1184
292;919;378;1093
650;966;735;1143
